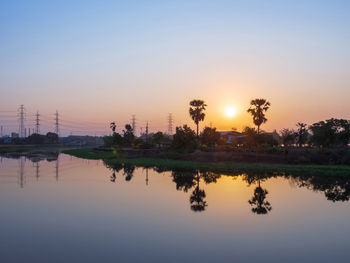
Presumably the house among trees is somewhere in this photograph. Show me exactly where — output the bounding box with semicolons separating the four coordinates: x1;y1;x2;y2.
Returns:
219;131;246;144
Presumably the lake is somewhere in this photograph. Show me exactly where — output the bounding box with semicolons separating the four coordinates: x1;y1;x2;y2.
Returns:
0;153;349;262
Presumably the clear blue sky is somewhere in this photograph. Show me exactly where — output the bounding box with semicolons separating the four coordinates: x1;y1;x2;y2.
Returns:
1;0;349;135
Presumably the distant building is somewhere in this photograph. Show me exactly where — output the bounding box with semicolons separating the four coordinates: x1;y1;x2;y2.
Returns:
61;135;103;146
219;131;246;144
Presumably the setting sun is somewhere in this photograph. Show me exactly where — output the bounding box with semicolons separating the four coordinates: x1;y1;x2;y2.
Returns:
225;106;237;118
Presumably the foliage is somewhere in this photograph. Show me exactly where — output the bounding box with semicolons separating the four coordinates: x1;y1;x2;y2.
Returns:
247;98;271;134
171;125;197;150
280;128;295;146
189;99;207;136
200;127;221;148
309;118;350;148
152;132;166;148
110;122;116;133
296;123;308;147
24;132;58;144
122;124;135;145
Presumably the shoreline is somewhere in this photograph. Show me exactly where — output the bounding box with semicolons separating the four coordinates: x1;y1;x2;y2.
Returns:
61;148;350;177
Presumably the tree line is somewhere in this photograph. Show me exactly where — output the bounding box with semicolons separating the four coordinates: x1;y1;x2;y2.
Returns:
105;98;350;154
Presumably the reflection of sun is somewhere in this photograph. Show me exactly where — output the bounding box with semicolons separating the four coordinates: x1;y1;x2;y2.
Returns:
225;106;237;118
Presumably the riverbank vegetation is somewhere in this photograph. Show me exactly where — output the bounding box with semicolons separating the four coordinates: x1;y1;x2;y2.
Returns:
62;148;350;177
100;98;350;166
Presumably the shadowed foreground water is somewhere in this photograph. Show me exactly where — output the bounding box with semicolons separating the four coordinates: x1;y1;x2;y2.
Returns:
0;154;350;263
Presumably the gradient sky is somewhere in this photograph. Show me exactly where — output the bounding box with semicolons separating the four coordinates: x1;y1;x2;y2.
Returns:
1;0;349;136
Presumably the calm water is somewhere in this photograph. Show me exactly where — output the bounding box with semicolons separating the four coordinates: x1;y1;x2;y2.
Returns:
1;154;350;263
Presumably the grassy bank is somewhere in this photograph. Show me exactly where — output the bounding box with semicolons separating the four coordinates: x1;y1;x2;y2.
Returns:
62;148;350;177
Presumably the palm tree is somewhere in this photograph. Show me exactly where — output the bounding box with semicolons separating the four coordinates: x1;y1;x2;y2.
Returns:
189;172;207;212
296;122;308;148
110;122;116;133
248;179;272;215
247;99;271;134
189;99;207;137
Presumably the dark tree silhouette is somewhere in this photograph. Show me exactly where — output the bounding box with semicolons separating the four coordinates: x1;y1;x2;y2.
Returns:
123;163;135;181
296;122;308;147
110;172;116;182
248;180;272;215
110;122;116;133
189;99;207;137
171;170;196;192
247;99;271;134
189;173;207;212
123;124;135;145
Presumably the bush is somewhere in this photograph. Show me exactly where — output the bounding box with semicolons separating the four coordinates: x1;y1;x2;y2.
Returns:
172;125;197;151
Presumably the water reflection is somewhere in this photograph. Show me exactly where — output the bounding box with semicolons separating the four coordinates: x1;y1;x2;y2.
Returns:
2;154;350;215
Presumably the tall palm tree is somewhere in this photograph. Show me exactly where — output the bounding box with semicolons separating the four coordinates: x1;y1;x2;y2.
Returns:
247;99;271;134
189;172;207;212
248;179;272;215
189;99;207;137
110;122;116;133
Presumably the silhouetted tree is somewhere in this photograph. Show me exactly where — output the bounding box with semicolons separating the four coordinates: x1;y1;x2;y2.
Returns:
248;179;272;214
110;122;116;133
280;128;295;146
123;124;135;146
295;122;308;148
190;173;207;212
200;127;221;148
110;172;116;182
152;131;165;148
123;163;135;181
171;170;196;192
247;99;271;134
241;126;258;147
309;119;350;148
189;99;207;137
171;125;197;150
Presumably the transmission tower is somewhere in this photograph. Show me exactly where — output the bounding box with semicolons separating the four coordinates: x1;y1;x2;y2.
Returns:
18;104;25;138
131;115;136;135
54;110;59;136
35;111;40;134
145;122;149;135
145;122;149;141
168;113;173;135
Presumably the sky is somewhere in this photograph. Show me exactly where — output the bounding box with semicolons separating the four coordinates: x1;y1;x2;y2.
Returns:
0;0;349;136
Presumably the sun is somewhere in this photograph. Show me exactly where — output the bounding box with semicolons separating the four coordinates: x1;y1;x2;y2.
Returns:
225;106;237;118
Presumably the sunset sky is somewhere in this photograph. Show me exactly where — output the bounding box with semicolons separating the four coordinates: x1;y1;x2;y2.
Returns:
1;0;349;136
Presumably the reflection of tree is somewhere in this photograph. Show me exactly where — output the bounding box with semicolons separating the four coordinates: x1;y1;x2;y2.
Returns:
123;163;135;181
103;161;135;182
171;170;196;192
291;175;350;202
171;170;212;212
110;172;116;183
190;174;207;212
201;171;221;184
247;177;272;215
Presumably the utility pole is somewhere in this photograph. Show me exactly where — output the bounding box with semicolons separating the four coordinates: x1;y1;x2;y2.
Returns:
145;122;149;142
55;157;59;181
54;110;59;136
35;162;39;180
35;111;40;134
131;115;136;136
0;125;3;137
168;113;173;135
18;104;25;138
